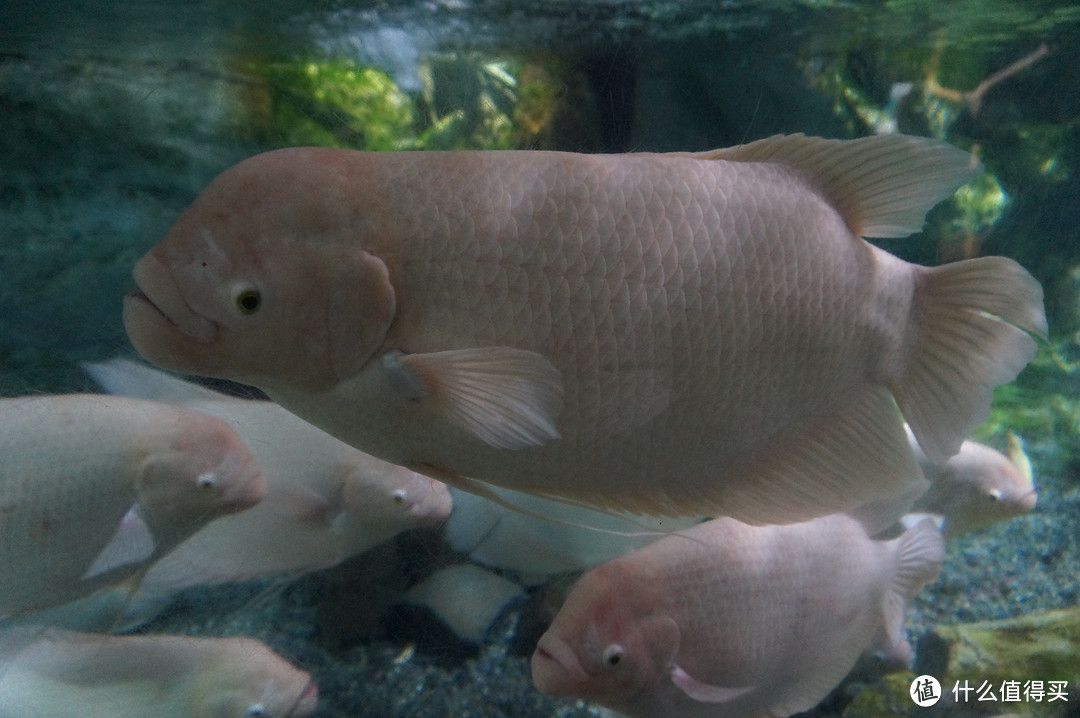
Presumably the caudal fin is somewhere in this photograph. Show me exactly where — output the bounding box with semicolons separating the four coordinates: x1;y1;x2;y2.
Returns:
893;256;1047;464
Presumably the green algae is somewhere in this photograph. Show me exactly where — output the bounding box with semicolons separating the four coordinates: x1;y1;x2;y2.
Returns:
246;54;574;152
934;607;1080;682
251;60;417;150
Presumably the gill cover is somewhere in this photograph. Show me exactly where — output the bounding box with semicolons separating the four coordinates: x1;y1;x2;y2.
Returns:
325;247;396;382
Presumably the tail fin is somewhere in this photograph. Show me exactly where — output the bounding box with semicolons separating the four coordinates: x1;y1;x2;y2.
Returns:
880;517;946;663
893;257;1047;464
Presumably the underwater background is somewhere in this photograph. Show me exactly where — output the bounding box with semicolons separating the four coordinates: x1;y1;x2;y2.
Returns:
1;0;1079;716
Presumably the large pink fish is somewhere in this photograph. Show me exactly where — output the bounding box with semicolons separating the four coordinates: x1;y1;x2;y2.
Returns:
531;514;945;718
123;134;1046;523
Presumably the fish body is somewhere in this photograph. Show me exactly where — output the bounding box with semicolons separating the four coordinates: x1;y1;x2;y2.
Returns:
82;359;451;589
124;134;1046;522
907;426;1036;536
0;394;265;615
0;630;317;718
445;486;699;583
531;514;944;717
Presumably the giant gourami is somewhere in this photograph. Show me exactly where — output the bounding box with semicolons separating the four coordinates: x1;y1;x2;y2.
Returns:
124;134;1046;523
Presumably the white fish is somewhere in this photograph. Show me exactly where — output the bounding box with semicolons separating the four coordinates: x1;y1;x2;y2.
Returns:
123;134;1046;523
531;514;944;718
906;426;1036;536
82;358;452;590
0;394;266;616
445;487;699;583
0;629;317;717
400;563;524;644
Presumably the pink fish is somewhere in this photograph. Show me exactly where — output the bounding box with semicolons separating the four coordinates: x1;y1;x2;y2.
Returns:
531;514;945;718
0;394;266;615
0;630;317;718
123;134;1046;523
82;358;452;590
907;427;1037;536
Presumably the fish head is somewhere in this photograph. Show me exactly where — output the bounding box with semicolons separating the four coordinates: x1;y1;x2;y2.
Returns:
136;410;267;542
340;454;453;530
124;148;397;392
192;639;318;718
532;564;679;703
938;439;1037;536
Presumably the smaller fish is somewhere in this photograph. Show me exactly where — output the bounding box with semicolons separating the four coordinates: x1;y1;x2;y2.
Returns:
906;426;1036;537
532;514;944;718
0;629;317;718
0;394;266;616
83;358;451;592
445;486;699;584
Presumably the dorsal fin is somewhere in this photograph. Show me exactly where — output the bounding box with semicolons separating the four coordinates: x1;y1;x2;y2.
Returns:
689;133;978;238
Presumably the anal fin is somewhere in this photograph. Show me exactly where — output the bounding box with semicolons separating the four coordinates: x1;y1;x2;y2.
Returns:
717;385;927;531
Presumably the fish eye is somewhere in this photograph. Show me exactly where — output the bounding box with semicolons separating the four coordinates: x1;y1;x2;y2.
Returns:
196;472;218;491
246;704;266;717
232;285;262;315
987;489;1003;502
392;489;407;504
602;644;625;668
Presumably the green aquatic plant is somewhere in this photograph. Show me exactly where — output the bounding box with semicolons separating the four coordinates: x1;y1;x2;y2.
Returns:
415;56;520;150
977;338;1080;478
247;54;558;152
252;60;416;150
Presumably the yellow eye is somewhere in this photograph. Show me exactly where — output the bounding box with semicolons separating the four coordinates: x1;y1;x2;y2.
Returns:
602;644;624;668
233;286;262;315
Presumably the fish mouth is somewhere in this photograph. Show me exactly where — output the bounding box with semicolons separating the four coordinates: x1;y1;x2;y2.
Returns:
1017;488;1038;512
212;448;269;515
287;679;319;717
532;634;589;696
125;253;218;343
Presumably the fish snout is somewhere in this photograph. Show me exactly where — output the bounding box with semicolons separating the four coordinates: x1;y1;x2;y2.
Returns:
126;253;218;344
531;633;590;696
288;678;319;717
211;447;268;514
1015;488;1038;513
400;476;453;523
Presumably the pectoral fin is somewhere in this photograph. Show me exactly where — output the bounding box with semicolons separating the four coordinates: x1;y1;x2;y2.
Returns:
670;663;755;703
81;506;156;582
382;347;564;450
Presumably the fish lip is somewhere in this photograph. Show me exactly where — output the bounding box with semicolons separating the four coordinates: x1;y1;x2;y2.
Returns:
287;678;319;716
215;452;269;514
532;634;590;695
128;254;218;343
